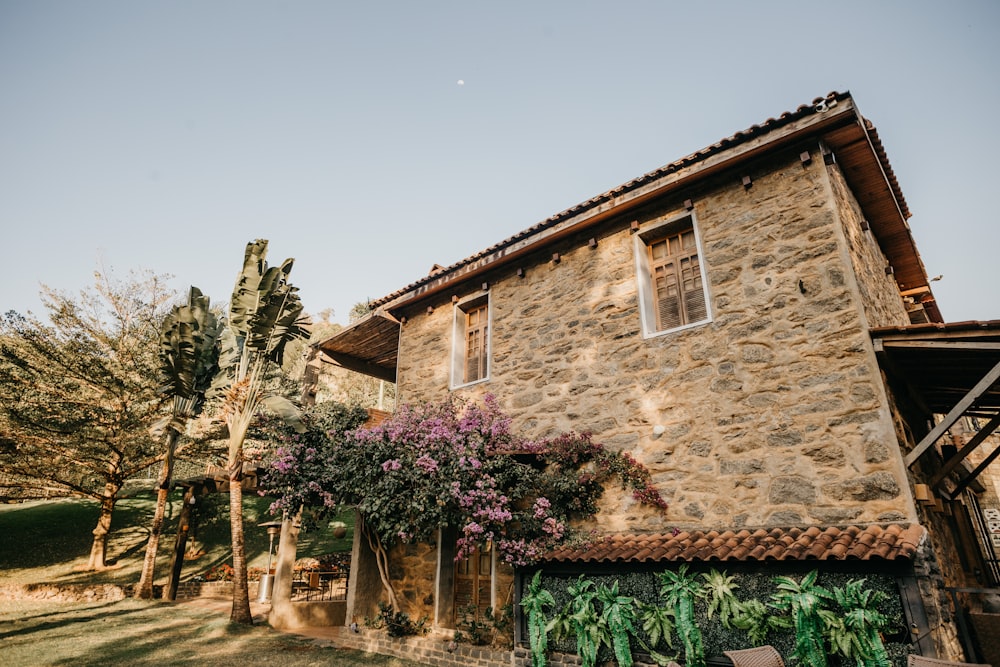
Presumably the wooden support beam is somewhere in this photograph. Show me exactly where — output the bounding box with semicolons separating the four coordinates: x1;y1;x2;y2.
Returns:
952;430;1000;496
319;350;396;383
903;359;1000;467
873;339;933;417
929;411;1000;488
880;340;1000;351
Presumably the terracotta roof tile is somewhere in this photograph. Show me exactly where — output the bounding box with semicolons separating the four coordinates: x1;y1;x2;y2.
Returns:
543;524;926;564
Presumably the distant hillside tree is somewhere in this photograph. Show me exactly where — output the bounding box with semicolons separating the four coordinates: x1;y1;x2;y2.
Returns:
0;270;174;569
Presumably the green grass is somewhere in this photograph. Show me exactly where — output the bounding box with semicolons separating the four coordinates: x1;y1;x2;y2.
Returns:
0;490;355;587
0;494;431;666
0;598;426;666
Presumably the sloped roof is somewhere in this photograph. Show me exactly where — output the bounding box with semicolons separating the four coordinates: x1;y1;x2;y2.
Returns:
371;90;937;322
543;524;926;564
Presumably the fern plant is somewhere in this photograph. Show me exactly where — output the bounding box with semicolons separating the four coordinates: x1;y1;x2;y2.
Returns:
828;578;891;667
731;598;775;646
636;601;679;666
520;571;555;667
702;569;742;629
657;565;707;667
548;575;608;667
597;580;638;667
770;571;835;667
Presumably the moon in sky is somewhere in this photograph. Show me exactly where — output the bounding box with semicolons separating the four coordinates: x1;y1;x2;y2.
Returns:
457;79;464;86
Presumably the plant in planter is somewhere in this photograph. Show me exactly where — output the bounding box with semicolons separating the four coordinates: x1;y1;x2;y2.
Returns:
730;597;775;647
520;572;555;667
769;571;835;667
702;569;742;630
827;578;891;667
637;600;678;666
657;565;707;667
597;580;639;667
549;575;608;667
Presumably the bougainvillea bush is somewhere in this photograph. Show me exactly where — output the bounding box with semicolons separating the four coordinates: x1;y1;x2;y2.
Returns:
260;395;667;610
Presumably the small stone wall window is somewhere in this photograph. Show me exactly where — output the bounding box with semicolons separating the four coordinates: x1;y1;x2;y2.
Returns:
451;292;491;388
634;214;711;337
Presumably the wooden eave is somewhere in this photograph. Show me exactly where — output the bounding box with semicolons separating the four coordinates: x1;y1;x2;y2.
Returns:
315;312;400;383
823;121;942;322
372;91;938;323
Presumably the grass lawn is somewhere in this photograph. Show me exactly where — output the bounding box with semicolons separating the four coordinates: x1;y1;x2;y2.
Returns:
0;490;353;586
0;494;431;665
0;597;428;666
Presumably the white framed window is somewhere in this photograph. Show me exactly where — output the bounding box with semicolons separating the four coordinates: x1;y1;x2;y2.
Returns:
450;292;491;388
634;213;711;337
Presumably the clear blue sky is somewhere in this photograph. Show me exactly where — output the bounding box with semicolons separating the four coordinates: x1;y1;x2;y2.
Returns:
2;1;998;324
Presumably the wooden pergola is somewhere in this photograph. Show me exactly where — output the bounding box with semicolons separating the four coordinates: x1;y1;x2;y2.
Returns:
872;320;1000;495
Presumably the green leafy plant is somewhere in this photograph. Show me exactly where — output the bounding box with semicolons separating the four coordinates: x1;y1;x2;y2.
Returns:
549;575;608;667
637;601;678;666
731;598;774;646
770;571;835;667
520;572;555;667
597;580;638;667
657;565;707;667
456;604;512;648
375;600;426;637
702;569;741;629
828;578;891;667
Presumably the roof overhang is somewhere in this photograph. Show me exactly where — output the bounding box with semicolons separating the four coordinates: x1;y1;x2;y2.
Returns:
543;524;925;565
872;321;1000;493
315;312;400;383
372;92;939;322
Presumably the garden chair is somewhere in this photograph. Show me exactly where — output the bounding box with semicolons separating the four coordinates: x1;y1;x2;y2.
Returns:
723;645;785;667
907;655;991;667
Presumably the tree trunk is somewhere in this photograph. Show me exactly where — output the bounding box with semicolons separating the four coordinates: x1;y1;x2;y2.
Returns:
86;485;117;570
165;484;196;601
135;429;180;599
268;511;301;629
229;468;253;624
362;519;400;612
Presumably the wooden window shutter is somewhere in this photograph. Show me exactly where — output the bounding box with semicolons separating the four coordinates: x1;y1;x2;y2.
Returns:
647;223;706;331
463;303;488;383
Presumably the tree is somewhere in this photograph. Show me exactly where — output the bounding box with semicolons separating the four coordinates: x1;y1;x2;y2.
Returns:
0;270;174;569
213;240;309;624
134;287;221;599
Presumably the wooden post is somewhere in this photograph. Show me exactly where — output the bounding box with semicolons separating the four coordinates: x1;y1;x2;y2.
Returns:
165;484;197;601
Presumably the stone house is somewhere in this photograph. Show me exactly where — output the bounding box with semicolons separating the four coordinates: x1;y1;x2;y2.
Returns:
316;91;1000;662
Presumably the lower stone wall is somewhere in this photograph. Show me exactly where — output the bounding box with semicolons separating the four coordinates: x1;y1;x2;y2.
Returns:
321;627;514;667
321;628;671;667
174;580;260;600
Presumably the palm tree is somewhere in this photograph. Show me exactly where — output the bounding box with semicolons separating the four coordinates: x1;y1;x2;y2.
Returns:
134;287;220;599
215;240;309;624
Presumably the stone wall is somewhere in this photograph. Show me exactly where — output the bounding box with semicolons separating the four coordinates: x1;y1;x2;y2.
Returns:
825;160;912;329
396;146;914;532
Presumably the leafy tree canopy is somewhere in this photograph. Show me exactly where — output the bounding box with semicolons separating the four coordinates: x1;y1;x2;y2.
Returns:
0;269;175;568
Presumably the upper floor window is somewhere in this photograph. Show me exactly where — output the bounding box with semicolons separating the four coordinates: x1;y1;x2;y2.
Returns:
635;214;711;336
451;293;490;388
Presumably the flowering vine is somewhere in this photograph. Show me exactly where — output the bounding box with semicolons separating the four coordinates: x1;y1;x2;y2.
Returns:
260;395;668;608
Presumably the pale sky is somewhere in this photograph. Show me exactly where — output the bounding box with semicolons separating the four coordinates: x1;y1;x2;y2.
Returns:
2;1;998;324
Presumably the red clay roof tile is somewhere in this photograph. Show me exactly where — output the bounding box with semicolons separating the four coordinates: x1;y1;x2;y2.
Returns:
543;524;926;564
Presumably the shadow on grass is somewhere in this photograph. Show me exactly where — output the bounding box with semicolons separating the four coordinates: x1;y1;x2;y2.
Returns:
0;604;150;641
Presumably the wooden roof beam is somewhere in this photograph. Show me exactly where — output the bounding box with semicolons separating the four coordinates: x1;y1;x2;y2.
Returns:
928;411;1000;488
903;359;1000;467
